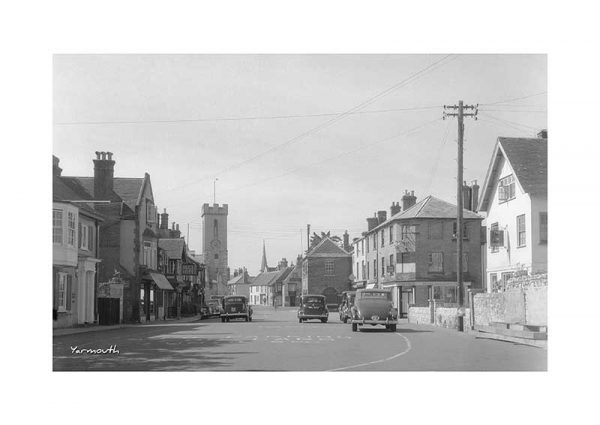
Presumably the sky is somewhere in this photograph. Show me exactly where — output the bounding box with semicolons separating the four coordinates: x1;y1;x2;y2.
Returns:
53;54;547;275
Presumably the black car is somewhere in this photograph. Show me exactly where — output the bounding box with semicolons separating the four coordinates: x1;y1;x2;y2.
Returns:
220;296;253;322
297;295;328;323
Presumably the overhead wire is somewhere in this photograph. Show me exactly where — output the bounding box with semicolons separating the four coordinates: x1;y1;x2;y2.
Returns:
478;111;541;132
161;54;456;193
479;91;547;106
54;105;442;126
212;118;441;199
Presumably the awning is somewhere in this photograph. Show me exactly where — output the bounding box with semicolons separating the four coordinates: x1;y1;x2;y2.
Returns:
149;273;174;290
382;281;472;288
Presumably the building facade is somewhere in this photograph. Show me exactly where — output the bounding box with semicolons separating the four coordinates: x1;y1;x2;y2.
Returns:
478;132;548;292
60;151;164;323
53;156;104;328
352;194;484;315
301;236;352;306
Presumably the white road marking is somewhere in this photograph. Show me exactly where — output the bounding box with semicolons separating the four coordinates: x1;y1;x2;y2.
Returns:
326;333;412;371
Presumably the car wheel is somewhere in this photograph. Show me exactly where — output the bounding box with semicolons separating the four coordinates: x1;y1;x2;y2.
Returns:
390;324;397;332
352;323;357;332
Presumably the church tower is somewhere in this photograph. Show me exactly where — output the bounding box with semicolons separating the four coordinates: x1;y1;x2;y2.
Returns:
201;203;228;296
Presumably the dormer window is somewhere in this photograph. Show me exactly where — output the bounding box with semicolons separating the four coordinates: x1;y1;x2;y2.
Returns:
498;174;516;203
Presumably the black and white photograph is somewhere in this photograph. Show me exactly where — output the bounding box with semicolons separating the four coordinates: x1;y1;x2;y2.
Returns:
51;53;548;372
3;1;599;424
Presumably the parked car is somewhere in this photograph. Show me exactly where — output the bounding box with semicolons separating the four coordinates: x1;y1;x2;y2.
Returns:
338;290;356;323
220;295;253;322
207;295;224;317
298;295;328;323
350;288;398;332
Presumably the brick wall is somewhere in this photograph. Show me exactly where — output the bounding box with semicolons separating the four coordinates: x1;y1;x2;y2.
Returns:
413;219;484;290
306;257;352;298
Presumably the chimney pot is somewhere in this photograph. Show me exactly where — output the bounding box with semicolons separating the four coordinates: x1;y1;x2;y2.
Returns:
402;191;417;211
107;152;113;160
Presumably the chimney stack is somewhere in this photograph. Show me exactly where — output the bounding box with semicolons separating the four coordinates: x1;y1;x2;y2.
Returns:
402;190;417;211
377;210;387;224
471;180;480;212
278;258;288;270
537;129;547;139
343;230;350;252
367;213;379;231
390;201;401;216
160;209;169;230
93;151;115;200
53;156;62;177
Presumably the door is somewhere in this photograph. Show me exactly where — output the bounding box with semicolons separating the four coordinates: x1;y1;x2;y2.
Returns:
98;298;120;326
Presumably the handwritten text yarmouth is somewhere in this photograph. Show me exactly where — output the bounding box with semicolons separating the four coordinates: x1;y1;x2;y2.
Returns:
70;345;120;355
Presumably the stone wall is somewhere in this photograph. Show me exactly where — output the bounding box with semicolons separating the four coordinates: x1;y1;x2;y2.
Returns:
473;284;547;327
473;292;505;326
408;306;431;325
525;286;547;325
408;305;471;330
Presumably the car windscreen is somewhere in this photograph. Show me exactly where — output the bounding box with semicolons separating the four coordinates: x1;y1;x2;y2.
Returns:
359;291;390;299
303;297;324;304
225;297;245;304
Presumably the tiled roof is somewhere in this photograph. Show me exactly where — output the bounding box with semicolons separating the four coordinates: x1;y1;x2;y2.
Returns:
250;270;280;287
366;196;481;234
251;267;292;287
63;177;145;210
499;137;547;195
227;273;254;285
394;196;482;220
53;176;104;219
478;136;548;211
158;238;185;259
283;263;302;284
306;236;351;258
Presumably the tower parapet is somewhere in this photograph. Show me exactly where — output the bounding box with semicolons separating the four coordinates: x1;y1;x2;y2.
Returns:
201;203;229;217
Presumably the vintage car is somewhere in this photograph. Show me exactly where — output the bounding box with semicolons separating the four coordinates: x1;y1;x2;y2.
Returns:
297;294;328;323
350;288;398;332
338;291;356;323
220;295;253;322
207;295;224;317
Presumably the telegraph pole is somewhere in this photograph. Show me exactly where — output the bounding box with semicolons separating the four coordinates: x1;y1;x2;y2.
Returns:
443;101;477;307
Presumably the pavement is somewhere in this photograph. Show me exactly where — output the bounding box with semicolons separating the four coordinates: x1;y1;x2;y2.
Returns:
53;306;547;371
52;314;205;337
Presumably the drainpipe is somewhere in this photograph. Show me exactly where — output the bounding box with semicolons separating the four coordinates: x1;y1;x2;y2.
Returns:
94;220;100;323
